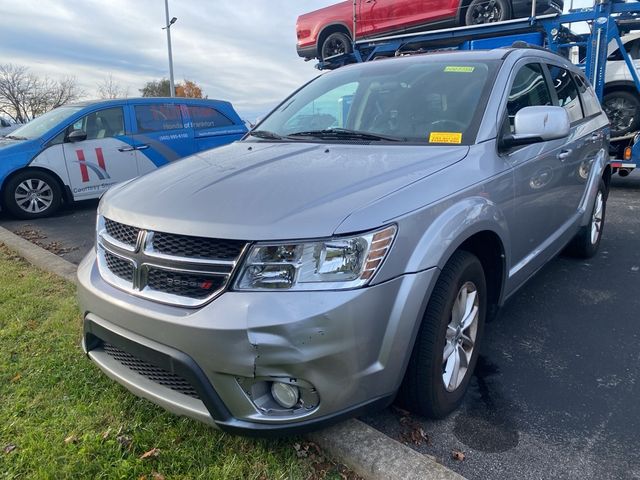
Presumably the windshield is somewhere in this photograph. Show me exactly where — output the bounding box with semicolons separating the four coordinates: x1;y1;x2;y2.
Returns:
10;106;84;140
256;57;499;145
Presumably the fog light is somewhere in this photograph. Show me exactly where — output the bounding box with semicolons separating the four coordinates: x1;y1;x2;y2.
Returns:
271;382;299;409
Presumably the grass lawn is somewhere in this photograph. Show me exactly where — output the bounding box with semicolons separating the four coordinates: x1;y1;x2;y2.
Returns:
0;245;350;480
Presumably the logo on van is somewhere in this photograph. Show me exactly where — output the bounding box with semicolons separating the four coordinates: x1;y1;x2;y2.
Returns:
75;148;111;183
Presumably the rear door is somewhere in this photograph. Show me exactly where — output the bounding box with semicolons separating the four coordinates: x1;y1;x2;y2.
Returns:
185;104;247;153
545;64;592;220
61;106;138;199
130;102;194;176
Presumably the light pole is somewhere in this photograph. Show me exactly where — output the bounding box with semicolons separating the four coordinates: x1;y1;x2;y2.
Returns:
162;0;177;97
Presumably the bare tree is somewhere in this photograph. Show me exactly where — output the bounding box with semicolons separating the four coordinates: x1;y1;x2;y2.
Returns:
0;64;84;123
97;74;129;99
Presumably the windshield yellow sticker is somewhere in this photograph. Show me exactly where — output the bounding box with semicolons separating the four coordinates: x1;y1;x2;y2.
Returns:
429;132;462;144
444;66;475;73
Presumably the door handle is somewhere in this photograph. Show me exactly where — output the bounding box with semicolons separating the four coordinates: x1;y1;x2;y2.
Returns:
557;149;573;161
117;146;135;152
590;133;600;141
135;144;149;150
365;0;376;3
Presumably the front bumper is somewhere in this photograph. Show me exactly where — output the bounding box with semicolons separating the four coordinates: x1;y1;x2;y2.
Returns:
77;250;438;435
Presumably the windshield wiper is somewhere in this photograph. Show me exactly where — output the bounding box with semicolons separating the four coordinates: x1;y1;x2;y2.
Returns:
288;128;403;142
248;130;285;140
5;135;26;140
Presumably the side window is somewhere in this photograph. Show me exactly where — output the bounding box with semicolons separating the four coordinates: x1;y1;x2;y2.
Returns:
66;107;125;141
282;82;359;133
135;104;184;133
506;63;552;132
548;65;584;123
574;74;602;117
187;105;234;129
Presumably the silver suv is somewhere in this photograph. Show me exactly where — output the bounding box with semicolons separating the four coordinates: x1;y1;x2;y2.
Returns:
78;49;610;434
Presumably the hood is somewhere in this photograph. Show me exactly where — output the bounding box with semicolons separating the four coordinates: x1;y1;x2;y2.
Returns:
101;141;469;240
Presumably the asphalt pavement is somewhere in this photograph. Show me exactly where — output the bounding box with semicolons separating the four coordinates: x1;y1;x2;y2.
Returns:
1;172;639;480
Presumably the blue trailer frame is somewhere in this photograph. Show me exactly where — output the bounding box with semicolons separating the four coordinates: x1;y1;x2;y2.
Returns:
318;0;640;173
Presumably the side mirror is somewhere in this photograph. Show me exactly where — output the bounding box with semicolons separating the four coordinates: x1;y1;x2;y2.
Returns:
67;130;87;143
501;106;570;148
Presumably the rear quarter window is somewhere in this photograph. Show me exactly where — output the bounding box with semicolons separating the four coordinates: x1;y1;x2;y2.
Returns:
187;105;234;129
135;104;185;132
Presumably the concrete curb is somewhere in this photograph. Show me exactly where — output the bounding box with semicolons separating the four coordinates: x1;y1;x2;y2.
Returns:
0;225;465;480
0;226;77;284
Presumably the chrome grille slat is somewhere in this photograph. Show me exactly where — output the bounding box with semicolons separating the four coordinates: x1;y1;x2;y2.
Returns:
97;216;247;307
102;343;200;399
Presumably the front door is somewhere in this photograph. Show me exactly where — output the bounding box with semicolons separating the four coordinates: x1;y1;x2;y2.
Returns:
62;106;139;200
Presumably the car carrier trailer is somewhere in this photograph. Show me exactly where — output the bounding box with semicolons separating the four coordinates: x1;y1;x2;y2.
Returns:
318;0;640;176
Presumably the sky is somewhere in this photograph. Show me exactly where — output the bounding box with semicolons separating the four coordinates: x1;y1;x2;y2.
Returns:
0;0;337;121
0;0;597;121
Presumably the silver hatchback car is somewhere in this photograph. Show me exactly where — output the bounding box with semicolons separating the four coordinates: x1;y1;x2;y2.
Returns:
77;48;610;435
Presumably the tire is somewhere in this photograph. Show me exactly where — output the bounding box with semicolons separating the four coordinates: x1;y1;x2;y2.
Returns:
565;179;607;259
2;170;63;219
398;250;487;418
464;0;511;25
602;90;640;137
320;32;352;61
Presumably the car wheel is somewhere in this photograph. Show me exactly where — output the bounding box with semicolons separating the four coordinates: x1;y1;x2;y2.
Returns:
320;32;352;61
2;170;63;219
565;179;607;259
603;90;640;137
398;250;486;418
464;0;511;25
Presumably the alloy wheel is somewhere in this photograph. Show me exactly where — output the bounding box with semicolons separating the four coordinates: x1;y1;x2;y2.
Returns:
469;0;503;24
442;281;479;392
591;191;604;245
603;97;636;133
14;178;53;214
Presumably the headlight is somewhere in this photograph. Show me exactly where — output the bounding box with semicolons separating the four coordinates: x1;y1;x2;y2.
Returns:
235;225;397;291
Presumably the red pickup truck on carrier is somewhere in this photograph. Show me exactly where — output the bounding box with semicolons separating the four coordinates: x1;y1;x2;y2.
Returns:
296;0;563;61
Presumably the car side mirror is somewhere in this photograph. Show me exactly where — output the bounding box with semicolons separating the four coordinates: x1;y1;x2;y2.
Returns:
501;106;570;148
68;130;87;143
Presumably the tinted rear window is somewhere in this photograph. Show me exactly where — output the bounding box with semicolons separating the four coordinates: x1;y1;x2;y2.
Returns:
135;104;185;132
187;105;234;129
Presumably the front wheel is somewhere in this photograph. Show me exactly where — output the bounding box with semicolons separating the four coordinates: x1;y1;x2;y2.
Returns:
320;32;352;61
398;250;486;418
464;0;511;25
2;170;63;219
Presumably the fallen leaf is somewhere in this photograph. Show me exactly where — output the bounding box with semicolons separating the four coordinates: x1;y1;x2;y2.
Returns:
117;435;132;449
140;447;160;460
4;444;17;454
11;374;21;382
101;427;112;440
151;473;166;480
64;435;78;445
452;449;465;461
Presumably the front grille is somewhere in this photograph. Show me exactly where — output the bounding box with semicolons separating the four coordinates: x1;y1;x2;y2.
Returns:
104;251;134;282
104;218;140;247
151;232;245;261
146;268;226;299
102;342;200;399
98;217;245;306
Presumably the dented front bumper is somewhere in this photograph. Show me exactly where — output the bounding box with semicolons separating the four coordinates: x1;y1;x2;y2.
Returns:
77;250;438;434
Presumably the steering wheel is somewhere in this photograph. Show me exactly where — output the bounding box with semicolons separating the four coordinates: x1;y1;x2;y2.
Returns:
429;119;467;131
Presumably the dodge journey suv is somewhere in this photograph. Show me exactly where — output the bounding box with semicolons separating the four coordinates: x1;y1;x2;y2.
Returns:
78;48;610;435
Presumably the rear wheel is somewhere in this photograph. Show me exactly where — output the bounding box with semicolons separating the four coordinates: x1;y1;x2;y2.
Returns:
398;250;486;418
320;32;352;61
565;179;607;258
2;170;63;219
603;90;640;137
464;0;511;25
